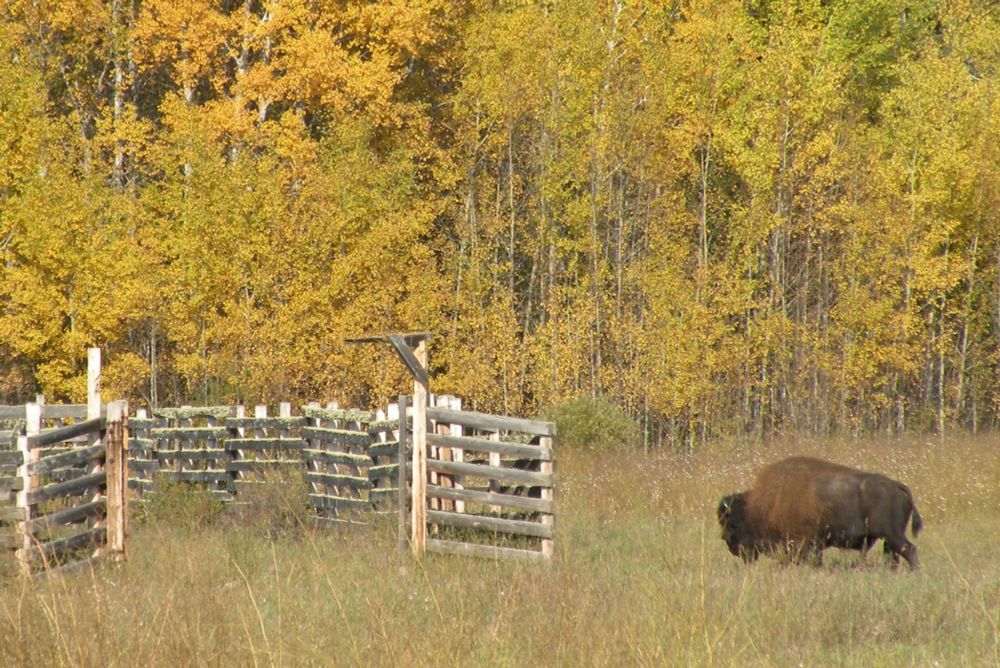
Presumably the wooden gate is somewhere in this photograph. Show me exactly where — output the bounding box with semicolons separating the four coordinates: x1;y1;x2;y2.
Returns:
403;396;555;562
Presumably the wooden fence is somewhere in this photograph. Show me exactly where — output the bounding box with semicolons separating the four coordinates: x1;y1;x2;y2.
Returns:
126;395;557;563
406;397;555;562
0;400;128;575
127;403;406;526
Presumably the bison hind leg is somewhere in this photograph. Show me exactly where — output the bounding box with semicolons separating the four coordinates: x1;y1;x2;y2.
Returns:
883;537;919;571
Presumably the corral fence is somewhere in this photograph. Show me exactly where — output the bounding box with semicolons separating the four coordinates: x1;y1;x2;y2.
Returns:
127;394;557;562
128;402;405;527
0;345;557;569
414;397;555;562
0;398;128;575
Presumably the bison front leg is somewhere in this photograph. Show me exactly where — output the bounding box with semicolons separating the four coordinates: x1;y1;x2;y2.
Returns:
787;541;823;567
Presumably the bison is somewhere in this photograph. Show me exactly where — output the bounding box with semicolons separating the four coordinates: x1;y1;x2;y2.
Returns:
717;456;923;570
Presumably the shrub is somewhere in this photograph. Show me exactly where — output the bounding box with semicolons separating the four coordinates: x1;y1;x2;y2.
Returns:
542;395;641;450
136;478;226;530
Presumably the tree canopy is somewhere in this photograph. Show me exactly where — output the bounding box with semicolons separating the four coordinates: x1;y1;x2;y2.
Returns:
1;0;998;444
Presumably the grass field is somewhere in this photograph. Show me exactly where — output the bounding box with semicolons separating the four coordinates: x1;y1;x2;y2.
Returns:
1;435;998;666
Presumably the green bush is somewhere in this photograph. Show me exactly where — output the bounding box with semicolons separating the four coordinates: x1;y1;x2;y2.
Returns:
542;395;641;450
137;478;227;530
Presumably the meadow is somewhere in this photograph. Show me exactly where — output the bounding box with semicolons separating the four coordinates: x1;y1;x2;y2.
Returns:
1;435;998;667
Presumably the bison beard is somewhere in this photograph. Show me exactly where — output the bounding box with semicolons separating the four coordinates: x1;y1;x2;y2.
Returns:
717;457;923;570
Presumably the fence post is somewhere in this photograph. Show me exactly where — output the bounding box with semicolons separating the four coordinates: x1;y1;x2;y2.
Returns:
105;400;128;562
87;348;103;544
16;402;41;575
448;396;465;513
397;396;409;553
87;348;101;437
410;340;428;558
540;434;554;559
435;395;453;512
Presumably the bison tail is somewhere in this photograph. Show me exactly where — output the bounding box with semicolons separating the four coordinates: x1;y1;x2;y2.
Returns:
911;504;923;537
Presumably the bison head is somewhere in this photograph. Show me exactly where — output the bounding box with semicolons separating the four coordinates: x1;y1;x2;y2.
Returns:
717;492;759;562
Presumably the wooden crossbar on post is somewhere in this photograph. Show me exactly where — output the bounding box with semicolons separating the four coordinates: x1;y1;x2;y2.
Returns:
345;332;431;558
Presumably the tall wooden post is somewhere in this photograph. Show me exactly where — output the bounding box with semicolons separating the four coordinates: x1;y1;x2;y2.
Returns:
105;400;128;562
15;402;41;575
86;348;105;556
410;339;428;558
448;396;465;513
397;396;409;553
87;348;102;433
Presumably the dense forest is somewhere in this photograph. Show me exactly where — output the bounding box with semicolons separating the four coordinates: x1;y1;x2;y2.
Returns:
0;0;998;444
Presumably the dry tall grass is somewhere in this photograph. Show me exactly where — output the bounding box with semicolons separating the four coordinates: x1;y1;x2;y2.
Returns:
1;435;998;666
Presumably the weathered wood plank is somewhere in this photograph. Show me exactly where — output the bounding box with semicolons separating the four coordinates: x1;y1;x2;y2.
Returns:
224;438;305;451
426;407;555;437
426;459;553;487
127;419;165;429
0;475;23;492
368;441;401;458
425;538;548;562
128;459;161;474
29;471;106;504
367;420;399;434
425;484;553;514
223;417;307;430
29;443;105;475
0;506;26;522
427;433;552;460
154;449;229;462
39;467;88;482
301;406;374;424
225;459;302;472
301;449;372;467
27;417;106;449
368;463;403;481
150;427;229;440
158;470;231;483
305;472;372;490
0;451;24;469
153;407;233;421
29;526;105;562
427;509;552;539
127;478;156;492
38;554;103;577
301;427;371;446
25;498;107;533
308;494;371;512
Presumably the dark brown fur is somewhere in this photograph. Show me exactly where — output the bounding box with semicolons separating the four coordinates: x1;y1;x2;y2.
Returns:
718;457;923;569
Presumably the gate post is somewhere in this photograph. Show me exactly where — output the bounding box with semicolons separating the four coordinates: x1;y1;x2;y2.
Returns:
105;400;128;562
410;340;428;558
344;332;432;558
